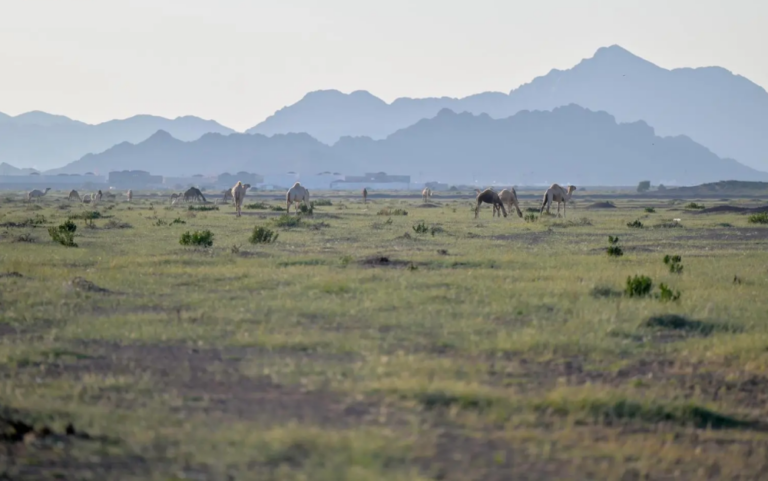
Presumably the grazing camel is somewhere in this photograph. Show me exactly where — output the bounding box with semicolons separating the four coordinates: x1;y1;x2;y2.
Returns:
286;182;310;214
498;188;524;218
475;188;507;218
231;182;251;217
422;187;432;203
27;187;51;202
170;192;181;204
183;187;206;203
126;190;133;202
222;189;234;203
362;188;368;204
540;184;577;218
68;189;81;201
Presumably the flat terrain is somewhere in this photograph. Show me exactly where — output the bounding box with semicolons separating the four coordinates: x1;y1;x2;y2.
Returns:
1;190;768;480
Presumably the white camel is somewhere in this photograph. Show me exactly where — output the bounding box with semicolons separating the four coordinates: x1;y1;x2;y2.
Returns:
498;188;524;218
68;189;81;201
231;182;251;217
286;182;310;214
27;187;51;202
540;184;577;218
126;190;133;202
422;187;432;203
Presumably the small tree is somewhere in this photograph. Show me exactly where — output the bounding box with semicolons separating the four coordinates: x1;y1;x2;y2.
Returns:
637;180;651;193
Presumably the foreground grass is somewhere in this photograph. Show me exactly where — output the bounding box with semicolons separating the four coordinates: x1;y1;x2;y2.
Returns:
1;192;768;479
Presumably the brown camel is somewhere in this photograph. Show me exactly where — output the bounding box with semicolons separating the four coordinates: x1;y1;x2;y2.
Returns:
475;188;507;218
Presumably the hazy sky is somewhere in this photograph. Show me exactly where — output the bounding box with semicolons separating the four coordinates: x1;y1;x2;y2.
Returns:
1;0;765;131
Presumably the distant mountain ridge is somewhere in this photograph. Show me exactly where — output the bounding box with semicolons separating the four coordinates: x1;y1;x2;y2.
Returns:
0;111;235;171
52;105;767;185
247;45;768;171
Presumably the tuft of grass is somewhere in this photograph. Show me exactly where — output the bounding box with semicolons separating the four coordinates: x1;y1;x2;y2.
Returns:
626;219;644;229
377;208;408;216
244;202;270;210
524;213;537;223
606;235;623;257
298;203;314;216
685;202;705;210
644;207;656;213
179;230;214;247
272;214;302;228
249;226;279;244
47;220;78;247
270;205;285;212
663;254;683;274
69;211;102;227
625;275;653;297
747;212;768;224
188;205;218;212
412;221;429;234
658;283;681;302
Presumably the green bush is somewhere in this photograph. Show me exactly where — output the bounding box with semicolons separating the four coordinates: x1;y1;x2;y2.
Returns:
748;212;768;224
684;202;705;210
270;205;285;212
658;283;681;302
524;213;537;223
179;230;214;247
627;219;644;228
244;202;269;210
606;236;623;257
271;214;302;228
48;220;78;247
298;203;314;216
249;226;279;244
625;275;653;297
377;208;408;216
412;221;429;234
188;205;218;212
644;207;656;213
663;254;683;274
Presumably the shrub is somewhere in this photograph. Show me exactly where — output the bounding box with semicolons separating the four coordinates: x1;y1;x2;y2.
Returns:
249;226;279;244
298;203;314;216
685;202;705;210
748;212;768;224
69;211;102;227
412;221;429;234
658;283;681;302
627;219;644;228
663;254;683;274
524;213;538;223
244;202;269;210
377;208;408;216
606;236;623;257
179;230;214;247
48;220;78;247
270;205;285;212
625;275;653;297
311;199;333;207
171;217;186;225
154;219;168;227
188;205;218;212
271;214;302;228
644;207;656;213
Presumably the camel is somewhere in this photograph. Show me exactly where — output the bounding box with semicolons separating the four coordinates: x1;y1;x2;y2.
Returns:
362;188;368;204
540;184;577;218
475;188;507;218
27;187;51;202
286;182;310;214
422;187;432;203
183;187;206;203
222;189;234;203
170;192;181;204
68;189;81;201
95;190;103;202
498;188;523;218
231;182;251;217
126;190;133;202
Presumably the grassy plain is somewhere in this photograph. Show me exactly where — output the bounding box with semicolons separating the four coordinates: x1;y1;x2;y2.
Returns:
1;190;768;480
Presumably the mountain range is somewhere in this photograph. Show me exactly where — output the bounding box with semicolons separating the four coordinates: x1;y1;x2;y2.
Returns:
49;105;766;185
247;45;768;172
0;111;235;171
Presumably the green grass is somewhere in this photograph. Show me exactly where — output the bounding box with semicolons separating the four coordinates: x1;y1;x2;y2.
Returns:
1;192;768;479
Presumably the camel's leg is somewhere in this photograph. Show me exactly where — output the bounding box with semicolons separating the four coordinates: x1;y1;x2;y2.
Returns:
474;200;481;218
563;201;567;219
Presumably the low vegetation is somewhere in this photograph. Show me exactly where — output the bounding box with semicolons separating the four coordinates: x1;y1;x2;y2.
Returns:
249;225;279;244
188;205;219;212
47;220;77;247
663;254;684;274
606;235;623;257
377;207;408;216
747;212;768;224
626;219;644;228
179;229;214;247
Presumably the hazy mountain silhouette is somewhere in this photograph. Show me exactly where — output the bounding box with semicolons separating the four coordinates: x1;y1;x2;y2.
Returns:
0;112;235;170
247;45;768;171
53;105;766;185
0;162;38;175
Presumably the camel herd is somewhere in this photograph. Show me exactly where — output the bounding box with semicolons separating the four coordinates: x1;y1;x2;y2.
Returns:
24;181;578;220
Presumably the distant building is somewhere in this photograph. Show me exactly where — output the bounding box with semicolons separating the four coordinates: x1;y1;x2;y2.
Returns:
330;172;411;190
109;170;163;189
164;175;218;190
217;172;264;188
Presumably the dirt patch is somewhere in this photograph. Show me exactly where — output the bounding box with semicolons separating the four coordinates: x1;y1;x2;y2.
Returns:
586;202;617;209
66;277;111;294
